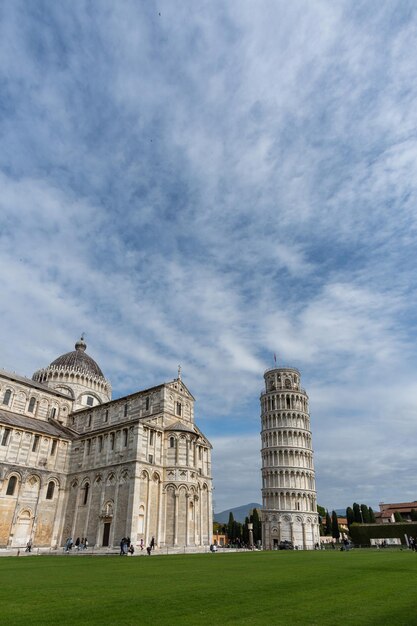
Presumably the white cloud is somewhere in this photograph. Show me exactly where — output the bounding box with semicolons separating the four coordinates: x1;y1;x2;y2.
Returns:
1;1;417;512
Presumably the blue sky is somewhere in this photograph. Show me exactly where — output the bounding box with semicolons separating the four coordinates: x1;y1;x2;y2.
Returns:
2;1;417;512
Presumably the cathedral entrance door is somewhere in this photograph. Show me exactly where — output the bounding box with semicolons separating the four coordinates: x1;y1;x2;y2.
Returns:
102;522;111;547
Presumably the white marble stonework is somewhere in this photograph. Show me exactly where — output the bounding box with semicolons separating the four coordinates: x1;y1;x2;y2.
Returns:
0;339;213;549
260;366;320;550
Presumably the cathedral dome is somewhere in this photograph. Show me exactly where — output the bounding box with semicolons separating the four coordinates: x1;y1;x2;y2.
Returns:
49;338;104;379
32;336;112;409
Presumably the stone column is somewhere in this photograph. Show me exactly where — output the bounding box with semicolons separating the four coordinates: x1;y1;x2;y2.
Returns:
125;469;138;545
157;477;164;546
174;493;179;546
185;493;189;546
194;496;198;546
199;490;203;546
206;487;212;546
71;478;82;540
248;523;254;549
144;473;151;547
302;522;307;550
110;480;120;548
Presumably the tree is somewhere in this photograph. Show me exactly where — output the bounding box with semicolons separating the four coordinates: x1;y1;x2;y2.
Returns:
227;512;235;541
317;505;326;519
346;507;354;527
325;511;332;536
317;505;326;536
369;507;376;523
360;504;371;523
251;508;262;544
242;516;249;544
411;509;417;522
353;502;362;523
394;511;403;522
331;510;340;541
235;521;243;542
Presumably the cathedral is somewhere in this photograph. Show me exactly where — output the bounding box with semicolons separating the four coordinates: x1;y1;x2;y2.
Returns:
0;337;213;550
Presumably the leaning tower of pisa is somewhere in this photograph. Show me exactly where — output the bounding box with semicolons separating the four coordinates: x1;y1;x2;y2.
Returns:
260;366;320;549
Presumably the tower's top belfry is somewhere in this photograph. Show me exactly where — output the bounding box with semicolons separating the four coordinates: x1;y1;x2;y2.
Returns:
264;365;301;392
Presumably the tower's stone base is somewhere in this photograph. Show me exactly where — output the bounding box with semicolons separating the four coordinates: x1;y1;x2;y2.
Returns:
262;510;320;550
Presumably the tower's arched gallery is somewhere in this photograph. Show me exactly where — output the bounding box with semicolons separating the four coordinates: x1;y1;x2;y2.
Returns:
260;366;319;549
0;338;212;549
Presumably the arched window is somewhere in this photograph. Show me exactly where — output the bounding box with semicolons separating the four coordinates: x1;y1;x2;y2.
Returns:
1;428;11;446
28;397;36;413
169;437;175;448
3;389;12;406
46;481;55;500
6;475;17;496
83;483;90;505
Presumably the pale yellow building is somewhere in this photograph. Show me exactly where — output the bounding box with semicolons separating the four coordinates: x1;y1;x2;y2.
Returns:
0;338;212;550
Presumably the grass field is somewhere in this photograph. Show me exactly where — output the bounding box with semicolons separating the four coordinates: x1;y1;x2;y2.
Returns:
1;550;417;625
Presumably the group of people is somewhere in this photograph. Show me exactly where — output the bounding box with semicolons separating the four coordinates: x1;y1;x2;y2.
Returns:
64;537;89;551
120;536;155;556
119;537;134;555
75;537;89;550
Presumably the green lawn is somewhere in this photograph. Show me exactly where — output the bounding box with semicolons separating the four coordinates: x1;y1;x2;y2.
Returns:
1;550;417;625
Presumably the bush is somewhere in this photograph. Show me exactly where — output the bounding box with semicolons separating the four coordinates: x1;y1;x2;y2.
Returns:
349;523;417;546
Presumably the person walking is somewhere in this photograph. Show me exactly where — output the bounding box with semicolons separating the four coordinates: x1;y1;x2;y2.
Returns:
75;537;80;550
150;536;155;550
25;540;32;553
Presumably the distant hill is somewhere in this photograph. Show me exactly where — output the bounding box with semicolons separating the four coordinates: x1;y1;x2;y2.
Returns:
335;508;346;517
214;502;262;524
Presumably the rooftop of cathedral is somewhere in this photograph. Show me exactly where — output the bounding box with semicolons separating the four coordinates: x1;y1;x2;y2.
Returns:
0;408;73;438
47;337;105;379
0;368;69;397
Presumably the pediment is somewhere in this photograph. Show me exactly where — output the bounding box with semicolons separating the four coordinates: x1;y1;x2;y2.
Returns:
165;379;195;401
